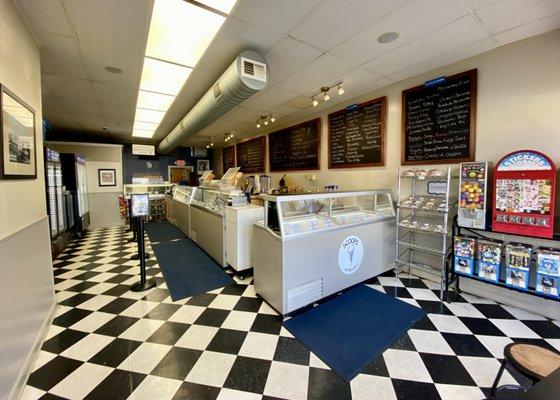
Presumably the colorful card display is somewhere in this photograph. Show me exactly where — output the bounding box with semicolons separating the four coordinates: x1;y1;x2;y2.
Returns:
495;179;552;215
505;267;529;289
505;243;533;271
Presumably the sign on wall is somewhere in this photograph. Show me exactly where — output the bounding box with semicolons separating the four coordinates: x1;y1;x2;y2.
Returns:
132;144;155;156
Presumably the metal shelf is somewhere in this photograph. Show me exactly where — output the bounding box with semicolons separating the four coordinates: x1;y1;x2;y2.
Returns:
396;240;449;255
395;165;458;301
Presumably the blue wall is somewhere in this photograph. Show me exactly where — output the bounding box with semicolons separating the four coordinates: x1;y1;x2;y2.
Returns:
122;145;213;184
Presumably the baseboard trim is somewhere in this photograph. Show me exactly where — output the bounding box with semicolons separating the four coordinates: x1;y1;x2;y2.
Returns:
8;301;57;400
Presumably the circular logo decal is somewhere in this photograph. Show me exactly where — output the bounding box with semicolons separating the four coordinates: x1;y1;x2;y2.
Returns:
338;235;364;275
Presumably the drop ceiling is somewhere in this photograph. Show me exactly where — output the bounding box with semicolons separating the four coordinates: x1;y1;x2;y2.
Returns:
14;0;560;145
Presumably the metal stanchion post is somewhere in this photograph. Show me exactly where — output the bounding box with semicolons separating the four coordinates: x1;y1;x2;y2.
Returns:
130;216;156;292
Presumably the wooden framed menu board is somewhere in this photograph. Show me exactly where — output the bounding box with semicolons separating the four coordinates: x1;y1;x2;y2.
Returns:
222;145;235;172
236;136;265;173
328;96;386;168
268;118;320;172
402;69;477;165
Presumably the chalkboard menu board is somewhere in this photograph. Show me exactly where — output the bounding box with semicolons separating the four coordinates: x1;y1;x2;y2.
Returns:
402;69;477;165
236;136;265;173
328;96;386;168
268;118;320;172
222;145;235;173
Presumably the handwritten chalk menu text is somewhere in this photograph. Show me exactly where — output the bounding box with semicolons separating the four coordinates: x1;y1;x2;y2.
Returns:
402;69;477;164
236;136;265;173
222;145;235;172
328;97;386;168
269;118;320;171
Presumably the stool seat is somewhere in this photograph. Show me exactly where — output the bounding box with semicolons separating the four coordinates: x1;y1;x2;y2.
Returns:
507;344;560;381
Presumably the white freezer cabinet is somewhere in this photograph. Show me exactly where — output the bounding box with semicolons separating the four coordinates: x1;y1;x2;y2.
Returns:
253;190;396;315
225;205;264;272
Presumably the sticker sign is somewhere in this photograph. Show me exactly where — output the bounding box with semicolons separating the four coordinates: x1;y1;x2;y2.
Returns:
338;236;364;275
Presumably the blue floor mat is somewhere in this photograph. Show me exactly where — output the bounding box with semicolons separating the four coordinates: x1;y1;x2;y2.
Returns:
145;221;185;243
151;238;233;301
283;285;426;382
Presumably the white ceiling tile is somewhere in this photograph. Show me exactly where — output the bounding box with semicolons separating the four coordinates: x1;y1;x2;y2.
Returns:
276;53;353;93
56;98;103;117
42;74;97;101
462;0;503;10
289;0;407;51
64;0;151;52
493;10;560;45
41;54;87;80
332;67;383;93
91;82;138;107
14;0;73;36
242;86;300;110
330;0;471;66
388;37;496;82
233;0;322;34
265;38;323;85
475;0;560;34
221;106;266;123
362;15;489;76
79;40;143;88
100;104;135;121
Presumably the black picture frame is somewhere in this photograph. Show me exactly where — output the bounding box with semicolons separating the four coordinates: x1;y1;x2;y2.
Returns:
98;168;116;187
0;84;37;180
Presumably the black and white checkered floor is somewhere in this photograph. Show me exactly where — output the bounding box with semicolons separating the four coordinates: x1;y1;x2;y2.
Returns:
22;226;560;400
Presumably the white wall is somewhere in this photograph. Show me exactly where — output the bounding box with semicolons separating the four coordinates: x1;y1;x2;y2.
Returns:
47;142;125;229
219;30;560;195
0;0;55;398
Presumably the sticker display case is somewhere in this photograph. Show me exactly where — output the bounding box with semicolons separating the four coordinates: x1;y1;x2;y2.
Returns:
492;150;557;239
395;166;459;300
252;190;395;314
536;247;560;297
505;242;533;290
458;162;491;229
453;236;476;275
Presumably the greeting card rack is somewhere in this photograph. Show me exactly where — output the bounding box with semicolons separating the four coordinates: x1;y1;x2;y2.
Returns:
395;166;459;300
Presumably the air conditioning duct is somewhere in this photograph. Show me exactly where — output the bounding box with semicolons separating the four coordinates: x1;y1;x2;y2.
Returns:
157;50;268;154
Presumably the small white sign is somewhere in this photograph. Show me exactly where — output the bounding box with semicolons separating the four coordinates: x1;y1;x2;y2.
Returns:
132;144;155;156
338;236;364;275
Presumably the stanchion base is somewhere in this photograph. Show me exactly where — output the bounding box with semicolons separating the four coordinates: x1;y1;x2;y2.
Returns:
130;279;156;292
130;253;150;260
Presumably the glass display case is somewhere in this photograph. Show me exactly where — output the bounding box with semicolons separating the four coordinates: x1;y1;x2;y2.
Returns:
263;190;394;238
192;187;232;215
253;190;396;314
124;183;173;198
173;185;197;204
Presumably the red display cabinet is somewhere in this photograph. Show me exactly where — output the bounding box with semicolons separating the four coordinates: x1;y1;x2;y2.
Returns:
492;150;557;239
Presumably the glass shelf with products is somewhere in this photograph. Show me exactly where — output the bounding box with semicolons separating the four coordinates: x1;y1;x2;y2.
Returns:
172;185;197;204
124;183;173;198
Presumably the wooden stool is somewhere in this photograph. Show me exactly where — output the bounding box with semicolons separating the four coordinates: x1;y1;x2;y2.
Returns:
490;343;560;398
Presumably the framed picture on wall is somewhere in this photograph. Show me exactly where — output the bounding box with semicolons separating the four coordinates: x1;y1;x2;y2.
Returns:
98;168;116;186
191;146;208;157
0;84;37;180
197;159;210;174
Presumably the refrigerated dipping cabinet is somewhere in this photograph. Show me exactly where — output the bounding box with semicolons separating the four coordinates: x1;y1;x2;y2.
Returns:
252;190;396;315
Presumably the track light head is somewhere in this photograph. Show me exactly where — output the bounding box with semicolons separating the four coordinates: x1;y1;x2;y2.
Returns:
324;92;330;101
270;116;276;123
312;98;319;106
338;84;345;95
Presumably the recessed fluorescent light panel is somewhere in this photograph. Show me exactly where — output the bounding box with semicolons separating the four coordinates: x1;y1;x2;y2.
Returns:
132;0;235;138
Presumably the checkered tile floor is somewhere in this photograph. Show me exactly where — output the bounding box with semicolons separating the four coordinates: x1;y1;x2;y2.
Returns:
22;226;560;400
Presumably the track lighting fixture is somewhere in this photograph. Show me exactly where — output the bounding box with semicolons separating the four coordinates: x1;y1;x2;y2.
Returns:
256;114;277;128
224;131;234;142
338;84;345;96
310;81;344;106
206;137;214;148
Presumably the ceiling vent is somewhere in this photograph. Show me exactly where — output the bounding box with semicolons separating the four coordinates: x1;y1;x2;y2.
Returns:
157;50;268;154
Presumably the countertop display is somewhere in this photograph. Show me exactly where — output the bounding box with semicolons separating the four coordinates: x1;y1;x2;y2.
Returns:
253;190;395;314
